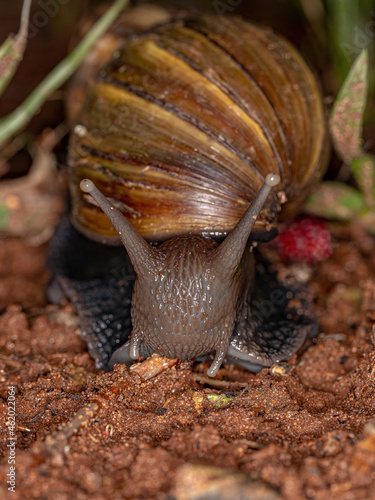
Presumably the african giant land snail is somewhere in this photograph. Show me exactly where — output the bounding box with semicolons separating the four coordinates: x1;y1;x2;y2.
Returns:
52;13;329;377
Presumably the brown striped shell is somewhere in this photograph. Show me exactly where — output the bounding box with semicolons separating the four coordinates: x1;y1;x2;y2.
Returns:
68;15;329;244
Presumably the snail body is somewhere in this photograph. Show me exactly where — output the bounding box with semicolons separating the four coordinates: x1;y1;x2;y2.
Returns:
51;14;329;376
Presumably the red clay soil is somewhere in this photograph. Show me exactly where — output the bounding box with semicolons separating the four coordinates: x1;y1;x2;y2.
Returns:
0;223;375;500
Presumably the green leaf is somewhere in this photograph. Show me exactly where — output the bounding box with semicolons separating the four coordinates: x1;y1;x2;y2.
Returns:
351;155;375;208
330;49;368;163
206;393;232;408
305;181;366;220
0;205;9;230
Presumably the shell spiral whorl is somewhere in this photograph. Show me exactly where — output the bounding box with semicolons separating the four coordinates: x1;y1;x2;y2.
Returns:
69;15;328;245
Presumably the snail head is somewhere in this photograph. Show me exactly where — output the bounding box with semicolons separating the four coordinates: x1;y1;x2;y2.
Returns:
80;173;280;376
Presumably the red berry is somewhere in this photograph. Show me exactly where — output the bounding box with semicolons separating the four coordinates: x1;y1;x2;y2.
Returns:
274;218;332;264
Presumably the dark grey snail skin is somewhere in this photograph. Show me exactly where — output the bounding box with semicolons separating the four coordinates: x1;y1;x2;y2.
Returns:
65;173;314;378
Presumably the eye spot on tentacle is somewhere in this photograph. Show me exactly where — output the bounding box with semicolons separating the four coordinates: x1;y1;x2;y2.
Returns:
266;173;281;187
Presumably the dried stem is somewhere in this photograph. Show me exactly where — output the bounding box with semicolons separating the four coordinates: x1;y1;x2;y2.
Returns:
0;0;129;147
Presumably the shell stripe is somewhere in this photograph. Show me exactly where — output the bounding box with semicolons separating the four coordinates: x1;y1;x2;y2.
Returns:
97;73;265;179
182;18;310;188
76;145;266;219
78;143;248;200
102;39;279;175
88;79;265;193
157;22;287;175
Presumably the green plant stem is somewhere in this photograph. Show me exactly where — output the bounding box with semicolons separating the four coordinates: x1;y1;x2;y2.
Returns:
0;0;32;97
327;0;375;82
328;0;359;79
0;0;129;147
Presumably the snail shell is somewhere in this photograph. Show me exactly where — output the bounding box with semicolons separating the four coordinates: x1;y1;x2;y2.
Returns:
68;15;329;244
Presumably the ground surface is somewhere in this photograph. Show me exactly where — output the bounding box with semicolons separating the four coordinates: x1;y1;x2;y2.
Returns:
0;224;375;500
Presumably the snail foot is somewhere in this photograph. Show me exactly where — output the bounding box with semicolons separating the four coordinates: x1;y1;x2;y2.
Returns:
227;259;317;371
47;218;135;369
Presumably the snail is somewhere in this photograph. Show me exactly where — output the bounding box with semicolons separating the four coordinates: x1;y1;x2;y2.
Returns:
49;14;329;377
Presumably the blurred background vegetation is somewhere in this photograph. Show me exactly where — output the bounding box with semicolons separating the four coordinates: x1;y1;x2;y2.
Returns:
0;0;374;179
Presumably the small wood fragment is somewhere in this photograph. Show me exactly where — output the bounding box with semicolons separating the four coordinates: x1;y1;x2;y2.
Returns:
41;402;99;456
129;354;178;381
193;373;248;389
